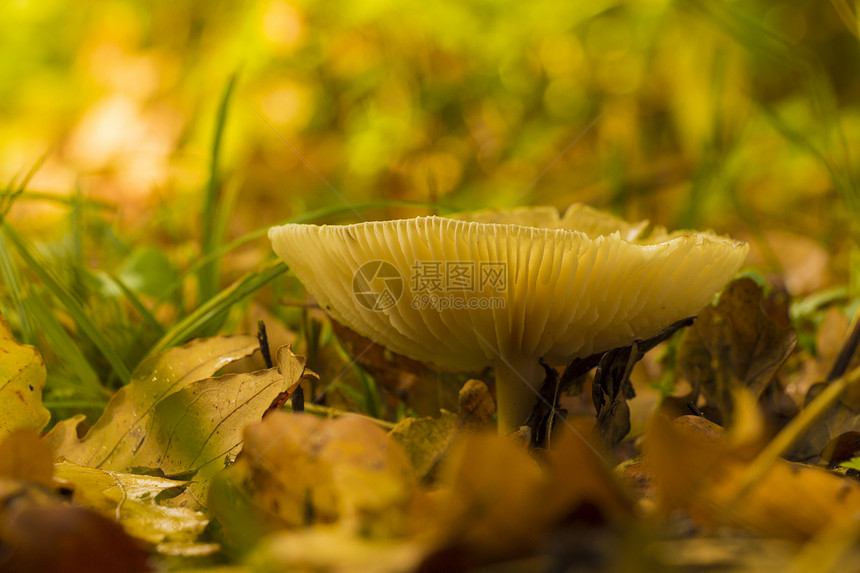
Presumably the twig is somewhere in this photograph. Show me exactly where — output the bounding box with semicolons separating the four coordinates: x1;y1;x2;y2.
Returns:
257;320;273;369
291;385;305;412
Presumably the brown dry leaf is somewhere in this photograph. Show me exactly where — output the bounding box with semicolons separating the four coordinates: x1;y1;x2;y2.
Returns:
426;426;632;565
0;486;151;573
787;309;860;462
677;278;797;419
544;424;636;524
44;338;306;505
646;399;860;540
428;433;551;562
0;434;152;570
208;412;419;550
458;379;495;431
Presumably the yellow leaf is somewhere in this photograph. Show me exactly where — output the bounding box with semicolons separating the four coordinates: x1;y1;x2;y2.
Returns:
0;429;53;487
248;526;426;573
44;338;305;505
390;411;458;481
54;461;209;551
0;313;50;438
209;412;418;549
646;412;860;540
429;433;550;561
428;426;634;563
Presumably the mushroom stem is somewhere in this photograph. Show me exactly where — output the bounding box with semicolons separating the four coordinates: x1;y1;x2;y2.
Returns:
493;357;546;434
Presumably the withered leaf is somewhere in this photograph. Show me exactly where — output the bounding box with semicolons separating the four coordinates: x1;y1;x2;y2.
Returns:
428;427;632;564
645;401;860;540
0;429;53;487
209;412;418;550
1;502;151;573
248;527;426;573
458;379;495;431
0;473;150;572
591;317;694;446
44;337;305;505
390;412;458;482
429;433;550;562
677;278;797;420
391;380;496;481
54;462;209;551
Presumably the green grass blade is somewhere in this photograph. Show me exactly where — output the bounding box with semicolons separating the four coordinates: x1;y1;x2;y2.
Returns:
106;272;166;337
0;233;34;343
147;260;287;357
199;71;239;304
355;367;382;419
2;226;132;384
23;292;107;401
1;148;52;221
127;200;450;355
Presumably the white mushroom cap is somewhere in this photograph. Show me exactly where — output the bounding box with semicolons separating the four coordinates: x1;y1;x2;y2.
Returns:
269;205;748;432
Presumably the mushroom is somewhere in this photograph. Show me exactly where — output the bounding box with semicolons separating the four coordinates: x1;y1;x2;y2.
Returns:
269;205;748;433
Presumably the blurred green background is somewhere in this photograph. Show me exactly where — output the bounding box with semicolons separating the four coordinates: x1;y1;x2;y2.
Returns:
1;0;859;416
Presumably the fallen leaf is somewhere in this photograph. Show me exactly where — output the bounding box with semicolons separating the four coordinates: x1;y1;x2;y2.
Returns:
787;308;851;404
0;429;53;487
248;527;426;573
425;426;633;565
390;380;496;481
54;461;209;551
390;412;459;481
544;424;635;525
44;338;306;505
677;278;797;421
428;433;550;561
0;312;50;439
0;489;151;573
591;318;694;446
209;412;419;550
646;400;860;540
457;379;495;431
787;310;860;462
